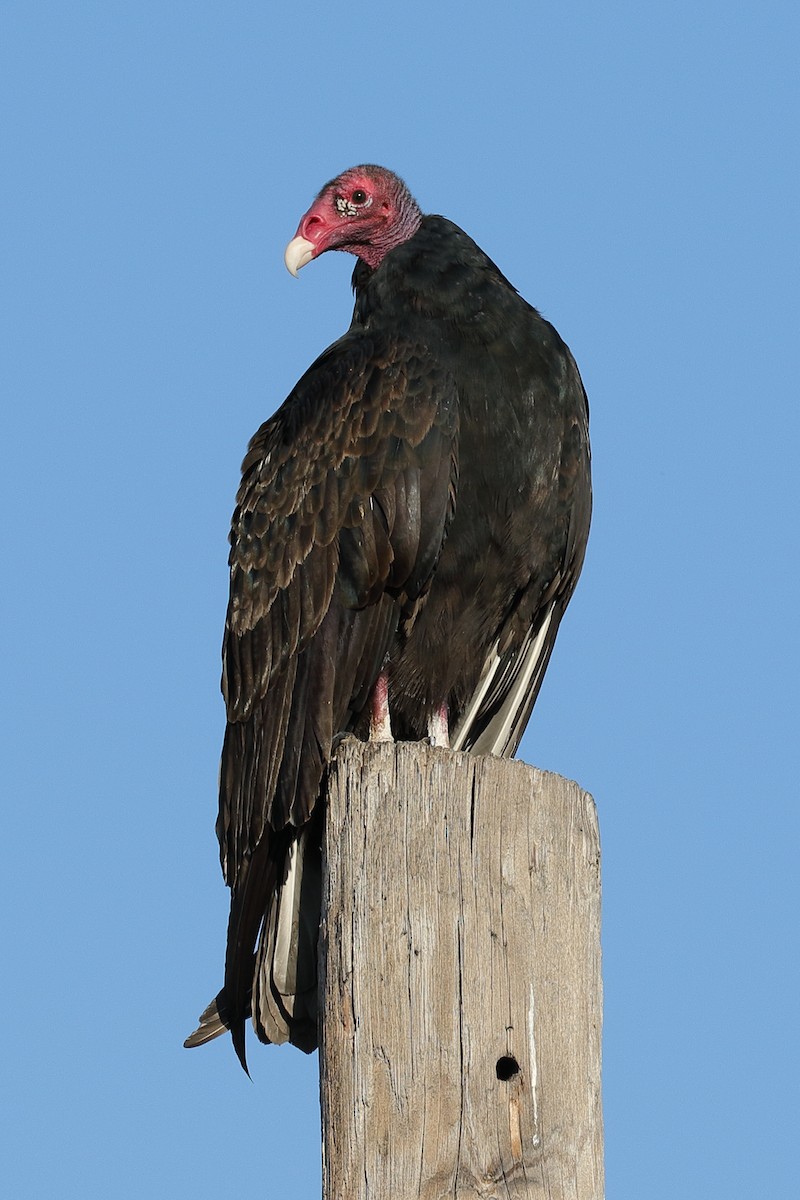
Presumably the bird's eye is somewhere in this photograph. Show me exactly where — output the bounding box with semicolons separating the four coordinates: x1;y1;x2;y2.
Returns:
351;189;367;205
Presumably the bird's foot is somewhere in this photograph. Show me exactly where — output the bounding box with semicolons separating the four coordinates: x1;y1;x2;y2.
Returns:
427;703;450;749
368;671;394;743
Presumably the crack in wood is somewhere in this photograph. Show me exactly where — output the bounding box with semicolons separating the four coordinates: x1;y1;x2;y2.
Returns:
320;743;603;1199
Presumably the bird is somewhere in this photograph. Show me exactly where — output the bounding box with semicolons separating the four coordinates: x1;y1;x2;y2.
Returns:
185;165;591;1070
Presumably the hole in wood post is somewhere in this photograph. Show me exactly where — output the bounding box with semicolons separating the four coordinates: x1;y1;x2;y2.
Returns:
495;1055;520;1081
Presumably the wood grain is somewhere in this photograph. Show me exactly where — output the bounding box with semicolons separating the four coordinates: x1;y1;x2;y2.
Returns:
320;741;603;1199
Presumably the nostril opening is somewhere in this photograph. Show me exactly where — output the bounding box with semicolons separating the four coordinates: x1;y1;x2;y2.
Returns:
299;215;323;242
496;1055;520;1081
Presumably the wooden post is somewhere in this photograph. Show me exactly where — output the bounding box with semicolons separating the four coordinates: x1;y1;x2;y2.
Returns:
319;741;603;1200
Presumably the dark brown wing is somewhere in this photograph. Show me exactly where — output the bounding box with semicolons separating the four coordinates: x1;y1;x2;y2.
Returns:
219;329;458;879
193;329;458;1063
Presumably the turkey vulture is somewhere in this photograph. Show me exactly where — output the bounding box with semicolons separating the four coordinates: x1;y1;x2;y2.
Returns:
185;165;591;1069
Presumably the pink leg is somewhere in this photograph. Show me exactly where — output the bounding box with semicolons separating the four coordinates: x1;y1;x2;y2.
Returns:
369;671;393;743
427;702;449;748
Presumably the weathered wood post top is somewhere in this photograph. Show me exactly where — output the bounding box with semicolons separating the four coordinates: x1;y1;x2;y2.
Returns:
320;741;603;1200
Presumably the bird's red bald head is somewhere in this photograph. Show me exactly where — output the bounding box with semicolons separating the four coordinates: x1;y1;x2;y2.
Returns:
285;165;423;275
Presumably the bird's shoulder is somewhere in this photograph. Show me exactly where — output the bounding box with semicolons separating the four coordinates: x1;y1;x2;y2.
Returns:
231;328;457;578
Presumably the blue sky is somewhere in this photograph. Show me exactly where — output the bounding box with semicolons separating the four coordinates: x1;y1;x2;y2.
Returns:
2;2;797;1196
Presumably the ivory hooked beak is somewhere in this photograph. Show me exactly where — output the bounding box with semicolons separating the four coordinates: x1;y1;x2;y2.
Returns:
284;236;316;277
